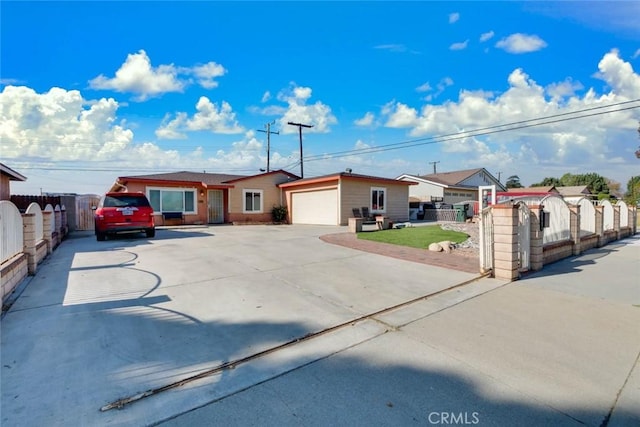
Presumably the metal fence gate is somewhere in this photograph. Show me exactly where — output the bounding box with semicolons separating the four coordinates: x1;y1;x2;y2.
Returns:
517;202;530;272
479;206;493;274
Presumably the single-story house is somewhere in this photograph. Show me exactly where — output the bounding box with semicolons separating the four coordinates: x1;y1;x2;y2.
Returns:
278;172;417;226
110;169;417;226
396;168;505;206
110;170;299;225
1;163;27;201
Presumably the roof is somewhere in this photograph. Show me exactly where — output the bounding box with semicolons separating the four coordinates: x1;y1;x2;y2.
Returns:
398;167;505;190
0;163;27;181
279;171;417;188
507;186;558;194
117;171;247;186
555;186;591;196
223;169;300;183
417;168;484;186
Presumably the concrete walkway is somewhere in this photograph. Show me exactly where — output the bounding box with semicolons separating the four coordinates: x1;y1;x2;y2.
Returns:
1;227;638;426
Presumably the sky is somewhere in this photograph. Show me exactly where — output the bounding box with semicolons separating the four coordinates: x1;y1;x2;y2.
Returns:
1;1;640;196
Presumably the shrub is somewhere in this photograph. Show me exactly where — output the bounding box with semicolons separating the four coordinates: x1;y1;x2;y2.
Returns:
272;205;288;223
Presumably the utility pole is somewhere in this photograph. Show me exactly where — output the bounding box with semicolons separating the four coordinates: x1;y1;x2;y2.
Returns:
429;161;440;174
287;121;313;178
257;121;279;172
496;171;502;182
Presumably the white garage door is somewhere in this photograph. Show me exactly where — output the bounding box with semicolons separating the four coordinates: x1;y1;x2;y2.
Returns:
292;189;338;225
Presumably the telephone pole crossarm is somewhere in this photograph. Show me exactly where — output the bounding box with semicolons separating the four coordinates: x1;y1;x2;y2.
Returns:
287;121;313;178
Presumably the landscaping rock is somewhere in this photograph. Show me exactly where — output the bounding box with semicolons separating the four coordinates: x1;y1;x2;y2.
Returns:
428;242;443;252
439;240;453;253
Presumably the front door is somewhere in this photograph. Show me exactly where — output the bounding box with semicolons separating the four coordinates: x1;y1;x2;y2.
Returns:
208;190;224;224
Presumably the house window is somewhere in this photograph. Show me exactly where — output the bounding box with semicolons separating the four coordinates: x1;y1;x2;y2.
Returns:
148;188;196;214
371;187;386;213
243;189;263;213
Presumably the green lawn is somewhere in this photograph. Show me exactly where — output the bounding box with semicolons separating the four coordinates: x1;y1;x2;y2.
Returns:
356;225;469;249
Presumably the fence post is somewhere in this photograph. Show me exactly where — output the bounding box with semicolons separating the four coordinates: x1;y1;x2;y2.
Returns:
43;211;53;254
529;205;544;271
594;205;604;247
569;205;581;256
21;213;38;275
492;203;520;280
613;205;620;241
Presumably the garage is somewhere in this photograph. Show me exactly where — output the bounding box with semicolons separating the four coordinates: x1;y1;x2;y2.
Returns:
291;189;338;225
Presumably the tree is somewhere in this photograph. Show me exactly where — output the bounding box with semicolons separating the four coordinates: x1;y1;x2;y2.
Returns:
606;179;622;199
530;177;562;187
505;175;523;188
624;176;640;205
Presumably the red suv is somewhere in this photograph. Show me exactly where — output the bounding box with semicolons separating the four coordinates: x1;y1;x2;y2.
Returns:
94;192;155;241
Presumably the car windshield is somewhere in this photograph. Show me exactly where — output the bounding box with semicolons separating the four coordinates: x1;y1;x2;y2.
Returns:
103;195;150;208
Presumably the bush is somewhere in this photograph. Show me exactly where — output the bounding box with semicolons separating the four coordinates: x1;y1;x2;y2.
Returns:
271;205;288;223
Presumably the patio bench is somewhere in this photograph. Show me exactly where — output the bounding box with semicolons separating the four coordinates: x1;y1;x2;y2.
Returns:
162;212;184;225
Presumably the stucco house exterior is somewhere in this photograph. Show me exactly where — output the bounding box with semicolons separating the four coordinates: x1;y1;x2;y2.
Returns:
110;170;299;225
396;168;505;206
110;169;417;226
279;172;417;226
0;163;27;201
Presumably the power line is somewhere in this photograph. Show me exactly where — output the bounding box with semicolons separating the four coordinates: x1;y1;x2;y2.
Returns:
6;99;639;174
303;100;640;162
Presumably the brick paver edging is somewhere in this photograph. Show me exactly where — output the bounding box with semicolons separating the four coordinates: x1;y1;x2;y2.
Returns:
319;233;480;274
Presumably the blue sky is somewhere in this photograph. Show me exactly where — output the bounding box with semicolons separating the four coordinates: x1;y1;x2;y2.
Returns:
2;1;640;195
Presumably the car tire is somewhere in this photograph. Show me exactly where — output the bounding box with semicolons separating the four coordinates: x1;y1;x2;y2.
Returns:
146;228;155;238
96;231;106;241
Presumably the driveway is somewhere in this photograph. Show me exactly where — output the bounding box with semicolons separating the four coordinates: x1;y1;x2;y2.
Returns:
1;225;488;426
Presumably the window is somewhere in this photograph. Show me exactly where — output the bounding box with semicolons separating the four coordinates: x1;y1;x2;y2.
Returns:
371;187;386;213
243;189;263;213
148;188;196;213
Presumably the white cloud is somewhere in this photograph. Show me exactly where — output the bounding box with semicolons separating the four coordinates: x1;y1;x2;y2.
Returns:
449;12;460;24
450;40;469;51
89;50;227;100
416;82;432;93
190;62;227;89
633;49;640;59
0;86;133;161
354;112;375;127
495;33;547;54
261;91;271;102
378;50;640;185
595;49;640;99
155;96;245;138
480;31;494;42
275;84;338;134
545;78;584;101
374;44;408;53
419;77;454;101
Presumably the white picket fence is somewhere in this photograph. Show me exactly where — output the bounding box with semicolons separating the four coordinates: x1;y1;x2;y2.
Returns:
1;201;24;263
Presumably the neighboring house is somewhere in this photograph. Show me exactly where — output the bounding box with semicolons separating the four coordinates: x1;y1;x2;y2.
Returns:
110;170;299;225
556;186;592;198
279;172;417;226
506;186;559;195
396;168;505;205
0;163;27;201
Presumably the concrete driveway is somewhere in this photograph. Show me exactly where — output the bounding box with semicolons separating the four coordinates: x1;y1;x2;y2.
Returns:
2;226;638;426
1;225;488;426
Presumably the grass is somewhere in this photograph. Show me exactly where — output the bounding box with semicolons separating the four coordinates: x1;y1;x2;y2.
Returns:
357;225;469;249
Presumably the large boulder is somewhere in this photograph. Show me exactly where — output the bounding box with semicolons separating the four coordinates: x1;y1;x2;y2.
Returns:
439;240;453;253
428;242;443;252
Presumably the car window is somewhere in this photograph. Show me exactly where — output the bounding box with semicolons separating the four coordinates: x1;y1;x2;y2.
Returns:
103;195;151;208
